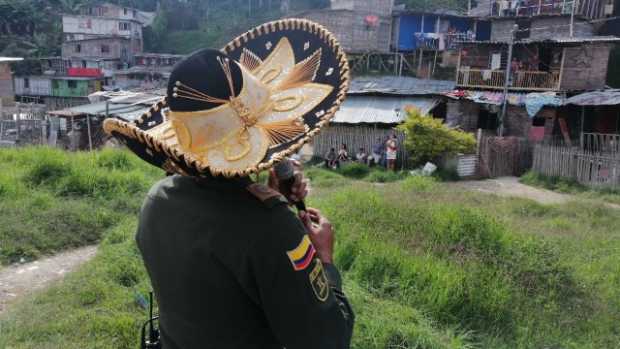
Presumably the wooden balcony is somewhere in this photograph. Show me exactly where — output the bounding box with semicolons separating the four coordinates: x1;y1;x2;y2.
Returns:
456;68;561;91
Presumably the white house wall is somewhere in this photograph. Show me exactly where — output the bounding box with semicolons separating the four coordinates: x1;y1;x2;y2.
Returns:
14;77;52;96
63;15;141;39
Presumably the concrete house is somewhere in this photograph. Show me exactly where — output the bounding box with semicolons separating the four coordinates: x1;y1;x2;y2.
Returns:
0;57;23;105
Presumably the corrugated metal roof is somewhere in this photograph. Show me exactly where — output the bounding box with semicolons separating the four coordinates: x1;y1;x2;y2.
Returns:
48;101;151;120
564;89;620;105
0;57;23;62
349;76;455;96
458;36;620;45
332;96;439;124
48;90;164;120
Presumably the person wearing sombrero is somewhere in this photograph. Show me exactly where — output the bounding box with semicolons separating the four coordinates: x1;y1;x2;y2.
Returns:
104;19;354;349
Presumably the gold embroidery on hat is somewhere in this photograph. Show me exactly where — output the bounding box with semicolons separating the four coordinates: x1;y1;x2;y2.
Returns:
273;95;304;112
261;67;282;85
173;81;229;105
240;48;263;72
260;119;306;145
166;37;332;171
276;48;322;91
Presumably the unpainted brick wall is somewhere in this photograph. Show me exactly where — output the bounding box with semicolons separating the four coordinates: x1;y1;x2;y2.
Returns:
560;44;611;90
300;10;392;52
446;100;480;132
490;17;594;41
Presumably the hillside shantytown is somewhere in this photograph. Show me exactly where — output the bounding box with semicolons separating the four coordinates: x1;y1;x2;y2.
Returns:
1;1;620;348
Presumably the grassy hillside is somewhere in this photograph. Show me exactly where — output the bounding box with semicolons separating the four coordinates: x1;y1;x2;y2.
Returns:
1;147;620;348
0;147;162;265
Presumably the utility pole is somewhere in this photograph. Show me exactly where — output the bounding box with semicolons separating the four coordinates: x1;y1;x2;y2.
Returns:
499;24;518;137
569;0;577;37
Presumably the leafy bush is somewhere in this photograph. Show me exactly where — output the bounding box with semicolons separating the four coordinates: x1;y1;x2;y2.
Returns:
398;107;476;166
338;162;371;179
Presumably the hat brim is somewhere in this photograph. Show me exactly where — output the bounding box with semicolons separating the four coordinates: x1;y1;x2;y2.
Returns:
104;18;349;177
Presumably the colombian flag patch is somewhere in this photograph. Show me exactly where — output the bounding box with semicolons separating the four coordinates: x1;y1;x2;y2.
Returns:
286;235;316;271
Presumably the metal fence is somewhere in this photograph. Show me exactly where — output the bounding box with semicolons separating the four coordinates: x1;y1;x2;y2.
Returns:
0;119;48;147
532;143;620;188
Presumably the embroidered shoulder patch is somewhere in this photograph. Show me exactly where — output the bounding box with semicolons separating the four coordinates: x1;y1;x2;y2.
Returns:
286;235;316;271
309;259;329;302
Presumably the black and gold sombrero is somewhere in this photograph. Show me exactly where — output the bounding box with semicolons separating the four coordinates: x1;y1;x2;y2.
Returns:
103;19;349;177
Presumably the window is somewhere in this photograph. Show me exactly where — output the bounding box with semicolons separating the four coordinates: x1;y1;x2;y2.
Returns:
76;44;81;53
23;78;30;89
119;22;130;31
101;45;110;53
124;8;128;15
68;80;78;89
133;9;137;18
82;60;87;68
52;80;59;89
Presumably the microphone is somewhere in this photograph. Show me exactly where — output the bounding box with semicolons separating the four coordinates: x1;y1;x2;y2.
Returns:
274;159;306;212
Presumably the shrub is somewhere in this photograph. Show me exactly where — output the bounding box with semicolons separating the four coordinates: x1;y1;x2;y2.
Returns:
398;107;476;166
338;162;370;179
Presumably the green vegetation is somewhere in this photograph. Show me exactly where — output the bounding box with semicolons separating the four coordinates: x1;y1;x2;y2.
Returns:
521;170;620;205
305;163;409;186
1;0;327;59
2;147;620;349
0;147;162;265
398;107;477;166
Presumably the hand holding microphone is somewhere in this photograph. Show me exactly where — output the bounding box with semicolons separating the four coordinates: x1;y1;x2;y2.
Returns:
270;158;309;211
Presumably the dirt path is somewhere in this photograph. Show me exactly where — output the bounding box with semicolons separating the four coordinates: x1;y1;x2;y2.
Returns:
453;177;571;204
453;176;620;209
0;246;97;316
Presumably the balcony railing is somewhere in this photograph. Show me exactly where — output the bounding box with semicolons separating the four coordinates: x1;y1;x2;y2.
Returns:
456;68;560;91
414;32;475;50
490;0;575;17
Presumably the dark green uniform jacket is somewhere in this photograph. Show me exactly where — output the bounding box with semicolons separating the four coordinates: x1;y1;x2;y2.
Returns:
136;175;354;349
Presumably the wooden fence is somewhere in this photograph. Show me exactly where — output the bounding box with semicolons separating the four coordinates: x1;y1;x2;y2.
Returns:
312;124;409;167
479;135;532;177
532;144;620;188
581;132;620;153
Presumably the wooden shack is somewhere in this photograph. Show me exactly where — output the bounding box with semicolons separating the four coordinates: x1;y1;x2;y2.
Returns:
312;75;454;166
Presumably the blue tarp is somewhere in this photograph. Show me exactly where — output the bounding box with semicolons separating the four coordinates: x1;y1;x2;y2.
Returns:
423;15;438;33
449;18;471;32
398;15;422;51
476;21;492;41
525;92;563;117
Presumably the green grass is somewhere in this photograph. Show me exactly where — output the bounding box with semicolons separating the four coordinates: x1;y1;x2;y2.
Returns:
0;147;162;265
520;170;620;205
1;148;620;348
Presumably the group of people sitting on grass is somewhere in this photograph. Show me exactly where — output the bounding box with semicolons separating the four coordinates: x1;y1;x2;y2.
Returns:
324;134;400;171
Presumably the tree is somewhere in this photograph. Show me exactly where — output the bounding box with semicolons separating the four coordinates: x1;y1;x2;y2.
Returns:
398;0;468;13
397;106;476;165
